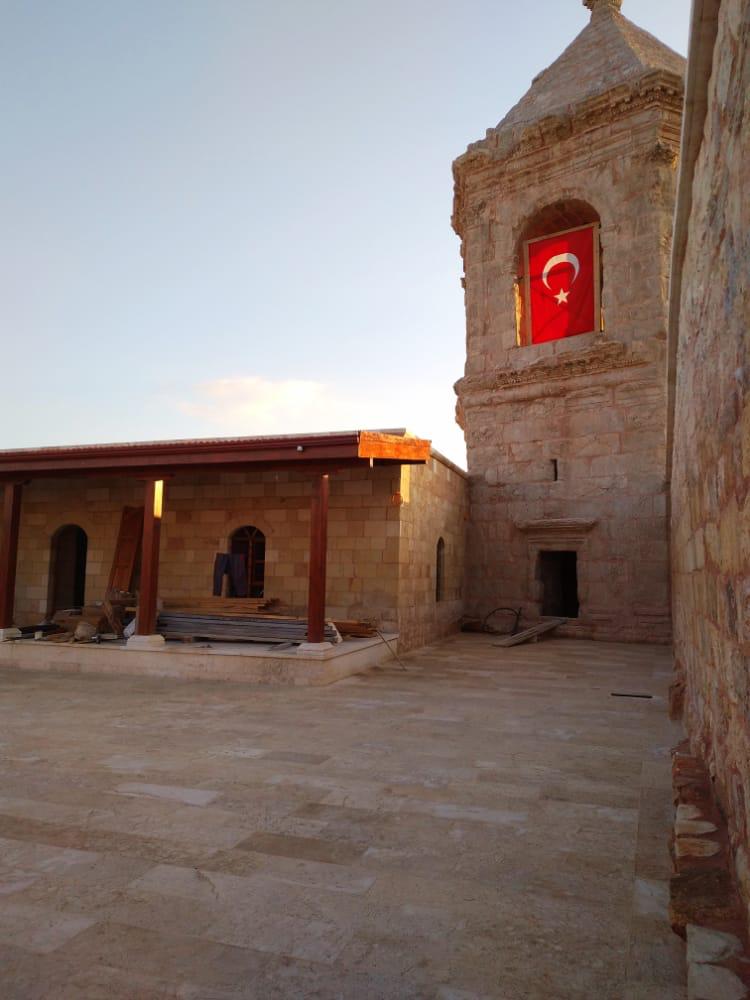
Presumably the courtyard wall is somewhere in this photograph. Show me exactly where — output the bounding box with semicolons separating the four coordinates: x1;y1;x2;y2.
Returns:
670;0;750;916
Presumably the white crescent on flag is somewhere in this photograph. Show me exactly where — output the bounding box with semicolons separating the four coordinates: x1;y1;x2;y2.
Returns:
542;252;580;290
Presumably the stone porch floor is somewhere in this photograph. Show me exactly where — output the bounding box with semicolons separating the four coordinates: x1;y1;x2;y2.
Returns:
0;635;685;999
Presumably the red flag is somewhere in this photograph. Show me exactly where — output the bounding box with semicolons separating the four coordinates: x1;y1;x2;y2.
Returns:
525;224;598;344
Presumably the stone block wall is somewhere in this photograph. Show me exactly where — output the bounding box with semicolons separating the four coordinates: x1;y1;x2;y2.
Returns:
15;476;142;624
396;455;469;651
463;347;672;641
453;78;682;642
13;467;403;631
670;0;750;916
11;458;468;650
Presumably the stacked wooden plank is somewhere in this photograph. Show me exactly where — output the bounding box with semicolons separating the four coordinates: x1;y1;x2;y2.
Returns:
157;610;341;645
161;597;280;615
493;618;566;647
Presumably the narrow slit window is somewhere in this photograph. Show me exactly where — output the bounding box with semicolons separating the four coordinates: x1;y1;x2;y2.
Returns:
435;537;446;602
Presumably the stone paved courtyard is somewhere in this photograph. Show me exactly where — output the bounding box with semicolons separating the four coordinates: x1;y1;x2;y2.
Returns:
0;636;685;999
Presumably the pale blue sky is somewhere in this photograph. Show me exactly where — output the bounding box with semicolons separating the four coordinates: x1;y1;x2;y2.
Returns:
1;0;689;466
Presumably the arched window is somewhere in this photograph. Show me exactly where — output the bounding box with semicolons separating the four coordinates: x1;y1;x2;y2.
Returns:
48;524;87;614
515;200;602;346
435;537;446;602
229;525;266;598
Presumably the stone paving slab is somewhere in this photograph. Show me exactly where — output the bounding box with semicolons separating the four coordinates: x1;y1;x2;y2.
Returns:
0;636;686;998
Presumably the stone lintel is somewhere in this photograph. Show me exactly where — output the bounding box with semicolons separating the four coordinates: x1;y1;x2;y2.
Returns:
515;518;598;543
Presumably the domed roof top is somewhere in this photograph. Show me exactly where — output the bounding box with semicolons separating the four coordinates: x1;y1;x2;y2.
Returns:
497;0;685;133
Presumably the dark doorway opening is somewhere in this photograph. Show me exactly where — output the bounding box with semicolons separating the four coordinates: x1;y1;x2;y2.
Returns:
538;550;579;618
229;525;266;598
49;525;88;614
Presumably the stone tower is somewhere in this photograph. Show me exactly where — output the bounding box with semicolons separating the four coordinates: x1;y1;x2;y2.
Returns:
453;0;685;641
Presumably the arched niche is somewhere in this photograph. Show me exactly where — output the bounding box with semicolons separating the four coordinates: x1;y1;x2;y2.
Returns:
514;199;602;345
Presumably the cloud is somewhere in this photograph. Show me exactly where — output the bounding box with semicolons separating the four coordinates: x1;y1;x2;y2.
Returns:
176;374;467;467
178;376;350;434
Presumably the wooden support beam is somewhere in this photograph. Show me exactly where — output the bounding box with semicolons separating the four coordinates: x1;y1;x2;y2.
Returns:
0;482;22;630
306;473;329;644
135;479;164;636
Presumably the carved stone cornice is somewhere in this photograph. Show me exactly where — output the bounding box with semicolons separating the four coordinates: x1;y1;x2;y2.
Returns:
516;518;597;532
459;71;683;170
452;71;683;234
515;518;598;545
455;340;648;399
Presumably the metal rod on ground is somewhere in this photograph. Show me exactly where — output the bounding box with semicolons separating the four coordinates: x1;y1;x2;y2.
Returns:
376;629;406;670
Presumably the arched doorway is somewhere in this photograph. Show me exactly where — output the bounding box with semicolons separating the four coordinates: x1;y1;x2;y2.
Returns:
48;525;88;614
229;525;266;598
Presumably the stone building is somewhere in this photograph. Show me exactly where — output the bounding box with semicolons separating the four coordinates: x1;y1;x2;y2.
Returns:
0;432;467;679
453;0;685;641
668;0;749;917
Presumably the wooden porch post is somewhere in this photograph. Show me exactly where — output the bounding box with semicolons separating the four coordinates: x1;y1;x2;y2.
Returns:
0;482;23;638
306;473;329;644
134;478;164;641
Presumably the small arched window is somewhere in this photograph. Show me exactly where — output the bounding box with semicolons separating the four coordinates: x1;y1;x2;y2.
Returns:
48;524;88;614
229;525;266;598
515;200;602;346
435;537;446;602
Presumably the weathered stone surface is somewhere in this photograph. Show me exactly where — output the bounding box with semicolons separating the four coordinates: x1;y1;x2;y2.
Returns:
675;838;721;860
669;0;750;920
670;870;743;937
676;820;719;837
686;924;743;965
687;961;747;1000
677;805;705;823
452;2;684;642
0;637;686;997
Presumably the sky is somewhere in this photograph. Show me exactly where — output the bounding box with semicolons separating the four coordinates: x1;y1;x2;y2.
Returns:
1;0;690;467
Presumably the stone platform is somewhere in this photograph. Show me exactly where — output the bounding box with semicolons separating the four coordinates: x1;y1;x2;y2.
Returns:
0;635;686;998
0;633;397;685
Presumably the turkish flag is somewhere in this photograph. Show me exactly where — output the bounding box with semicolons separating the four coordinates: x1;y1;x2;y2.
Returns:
526;224;598;344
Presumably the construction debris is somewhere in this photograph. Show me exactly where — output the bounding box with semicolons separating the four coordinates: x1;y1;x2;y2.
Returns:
52;606;109;633
493;618;566;647
157;610;342;645
333;619;378;638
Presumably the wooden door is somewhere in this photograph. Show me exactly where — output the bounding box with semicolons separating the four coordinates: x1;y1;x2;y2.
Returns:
108;506;144;593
